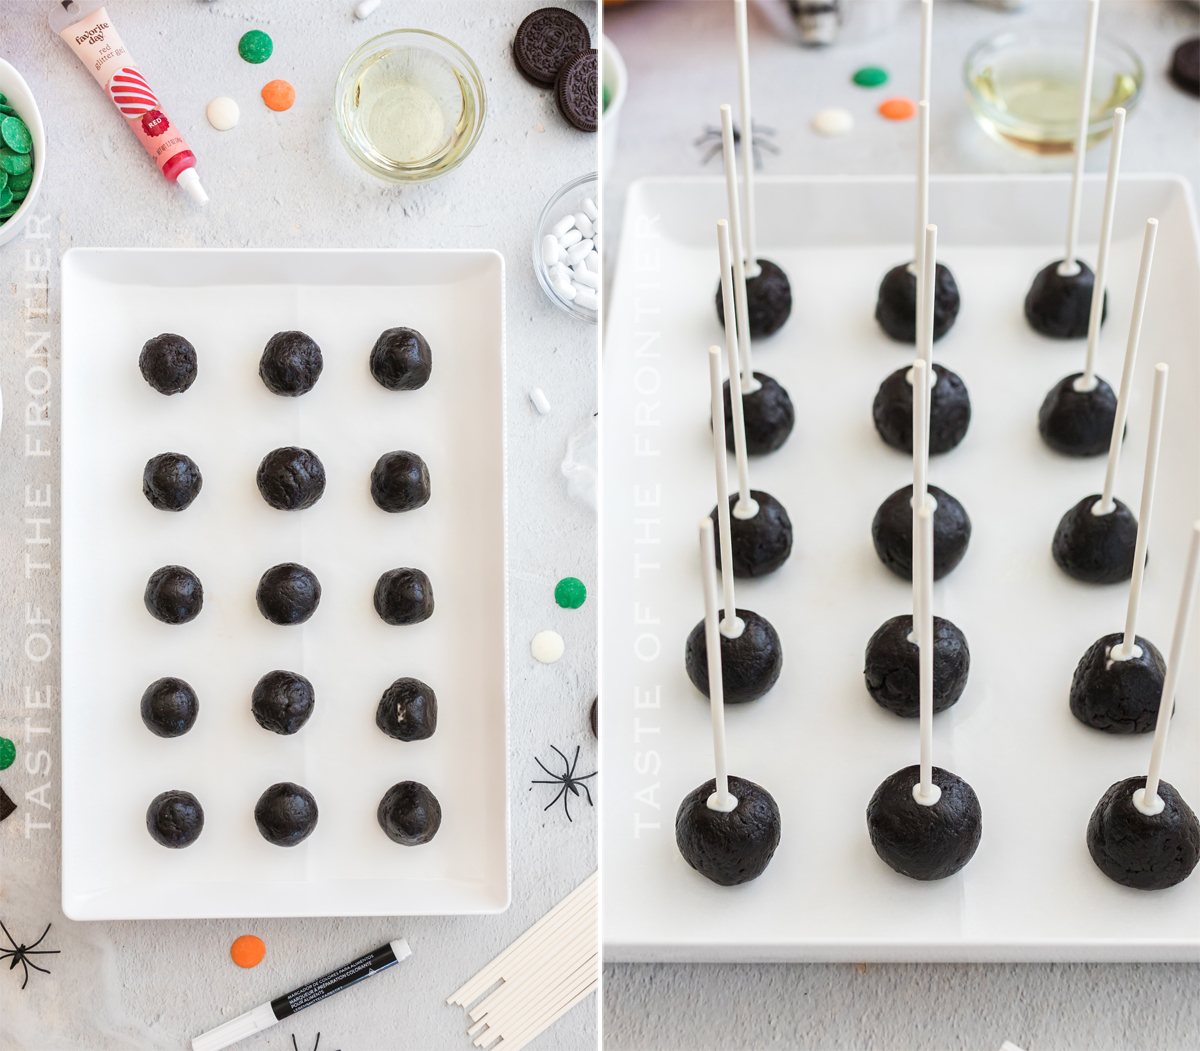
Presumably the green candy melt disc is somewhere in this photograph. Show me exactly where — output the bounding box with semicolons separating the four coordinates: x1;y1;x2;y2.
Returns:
853;66;889;88
554;576;587;609
239;29;274;64
0;115;31;153
0;736;15;771
0;149;31;175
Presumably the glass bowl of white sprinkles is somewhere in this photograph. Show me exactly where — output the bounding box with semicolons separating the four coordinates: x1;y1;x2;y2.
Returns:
534;172;599;324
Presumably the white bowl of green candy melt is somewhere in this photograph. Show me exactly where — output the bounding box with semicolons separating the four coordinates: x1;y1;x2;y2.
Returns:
0;59;45;248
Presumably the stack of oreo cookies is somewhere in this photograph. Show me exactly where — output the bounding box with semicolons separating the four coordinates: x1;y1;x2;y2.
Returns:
512;7;598;133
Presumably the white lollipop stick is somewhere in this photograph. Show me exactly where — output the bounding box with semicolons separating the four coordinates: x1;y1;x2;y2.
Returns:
919;0;932;103
1060;0;1101;277
1138;521;1200;814
700;516;737;813
734;0;759;278
720;104;759;393
1097;218;1158;515
911;101;930;289
708;344;743;639
911;358;929;641
915;503;940;806
1114;363;1168;661
920;223;937;374
1079;106;1125;391
717;220;757;518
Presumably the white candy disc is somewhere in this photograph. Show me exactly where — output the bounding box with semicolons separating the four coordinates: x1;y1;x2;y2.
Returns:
206;96;240;131
811;107;853;137
531;630;564;663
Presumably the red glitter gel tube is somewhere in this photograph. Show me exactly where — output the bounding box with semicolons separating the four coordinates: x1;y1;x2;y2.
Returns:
49;1;208;204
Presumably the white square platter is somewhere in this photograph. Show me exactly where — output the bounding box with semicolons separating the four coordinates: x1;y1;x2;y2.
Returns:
62;249;508;920
601;175;1200;962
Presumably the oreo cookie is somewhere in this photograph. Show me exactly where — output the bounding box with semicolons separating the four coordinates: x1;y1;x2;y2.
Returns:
555;48;598;133
513;7;590;87
1170;37;1199;97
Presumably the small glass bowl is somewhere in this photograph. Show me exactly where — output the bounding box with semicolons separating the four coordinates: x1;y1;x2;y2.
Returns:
335;29;486;184
964;24;1143;155
534;173;599;324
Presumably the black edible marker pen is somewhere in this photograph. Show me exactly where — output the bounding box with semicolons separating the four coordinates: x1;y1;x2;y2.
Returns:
191;939;411;1051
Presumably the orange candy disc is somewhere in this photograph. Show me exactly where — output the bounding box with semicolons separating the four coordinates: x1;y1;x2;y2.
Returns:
878;96;916;121
230;934;266;968
261;80;295;112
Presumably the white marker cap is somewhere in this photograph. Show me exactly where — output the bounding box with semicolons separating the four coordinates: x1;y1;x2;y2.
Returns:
390;937;412;962
191;1001;275;1051
177;167;209;206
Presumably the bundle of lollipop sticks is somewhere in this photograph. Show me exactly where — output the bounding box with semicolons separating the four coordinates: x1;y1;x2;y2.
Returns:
446;872;597;1051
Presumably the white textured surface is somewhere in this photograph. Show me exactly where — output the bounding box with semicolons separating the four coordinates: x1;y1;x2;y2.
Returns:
602;0;1200;1047
0;1;596;1048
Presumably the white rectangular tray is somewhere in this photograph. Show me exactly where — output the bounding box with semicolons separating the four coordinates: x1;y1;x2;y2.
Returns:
62;249;509;920
601;175;1200;962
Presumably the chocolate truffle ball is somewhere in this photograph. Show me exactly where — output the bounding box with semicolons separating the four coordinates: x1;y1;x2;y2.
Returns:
256;562;322;624
143;452;203;511
140;676;200;738
251;670;316;735
871;484;971;581
1025;259;1106;339
685;607;782;704
256;447;326;510
1038;373;1118;457
378;780;442;845
375;677;438;741
715;258;792;339
1088;776;1200;890
371;450;431;513
722;373;794;455
866;765;982;880
370;327;432;391
146;789;204;848
139;333;197;395
872;363;971;455
1070;633;1166;734
710;491;793;578
1052;495;1138;584
863;614;970;718
259;331;323;396
875;262;960;343
374;568;434;625
144;565;204;624
1169;36;1199;96
254;781;319;846
675;775;781;886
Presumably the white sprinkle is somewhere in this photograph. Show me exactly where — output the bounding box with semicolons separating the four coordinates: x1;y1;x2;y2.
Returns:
558;227;582;247
541;234;561;266
811;107;854;137
549;262;572;285
584;251;599;272
552;277;577;301
205;96;240;131
573;212;594;238
354;0;381;17
531;630;564;663
565;238;593;264
573;267;598;288
551;214;576;238
581;197;598;221
530;387;551;415
574;288;598;310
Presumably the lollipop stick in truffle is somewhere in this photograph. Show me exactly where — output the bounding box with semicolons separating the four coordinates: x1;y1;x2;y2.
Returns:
911;358;930;629
708;345;742;638
911;0;932;279
718;220;756;516
916;504;938;804
700;517;736;810
1062;0;1102;282
734;0;757;280
1080;107;1125;390
720;103;758;392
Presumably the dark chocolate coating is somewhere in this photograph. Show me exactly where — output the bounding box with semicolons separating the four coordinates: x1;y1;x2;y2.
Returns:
715;258;792;338
863;614;970;718
378;780;442;845
256;562;321;624
1025;260;1107;339
512;7;591;86
675;775;781;886
144;565;204;624
1052;495;1138;584
685;607;782;704
254;781;319;846
1088;776;1200;890
866;765;982;880
374;567;434;625
722;373;794;455
371;450;431;513
143;452;203;511
874;262;960;343
370;327;432;391
139;333;197;395
871;484;971;581
1038;373;1118;457
251;669;315;735
375;677;438;741
256;447;326;510
259;331;323;396
1070;633;1166;734
1170;37;1199;96
140;677;199;738
146;789;204;848
710;490;793;578
872;363;971;455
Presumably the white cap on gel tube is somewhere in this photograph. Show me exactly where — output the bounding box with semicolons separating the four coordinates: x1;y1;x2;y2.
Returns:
177;168;209;205
190;1002;275;1051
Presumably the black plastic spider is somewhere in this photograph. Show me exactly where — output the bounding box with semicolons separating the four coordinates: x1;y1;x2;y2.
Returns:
1;921;60;990
293;1033;338;1051
532;745;596;822
694;120;779;169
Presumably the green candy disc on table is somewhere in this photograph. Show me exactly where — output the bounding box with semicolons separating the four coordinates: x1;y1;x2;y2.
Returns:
0;736;15;770
852;66;889;88
0;148;31;175
554;576;587;609
1;115;31;153
239;29;274;64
